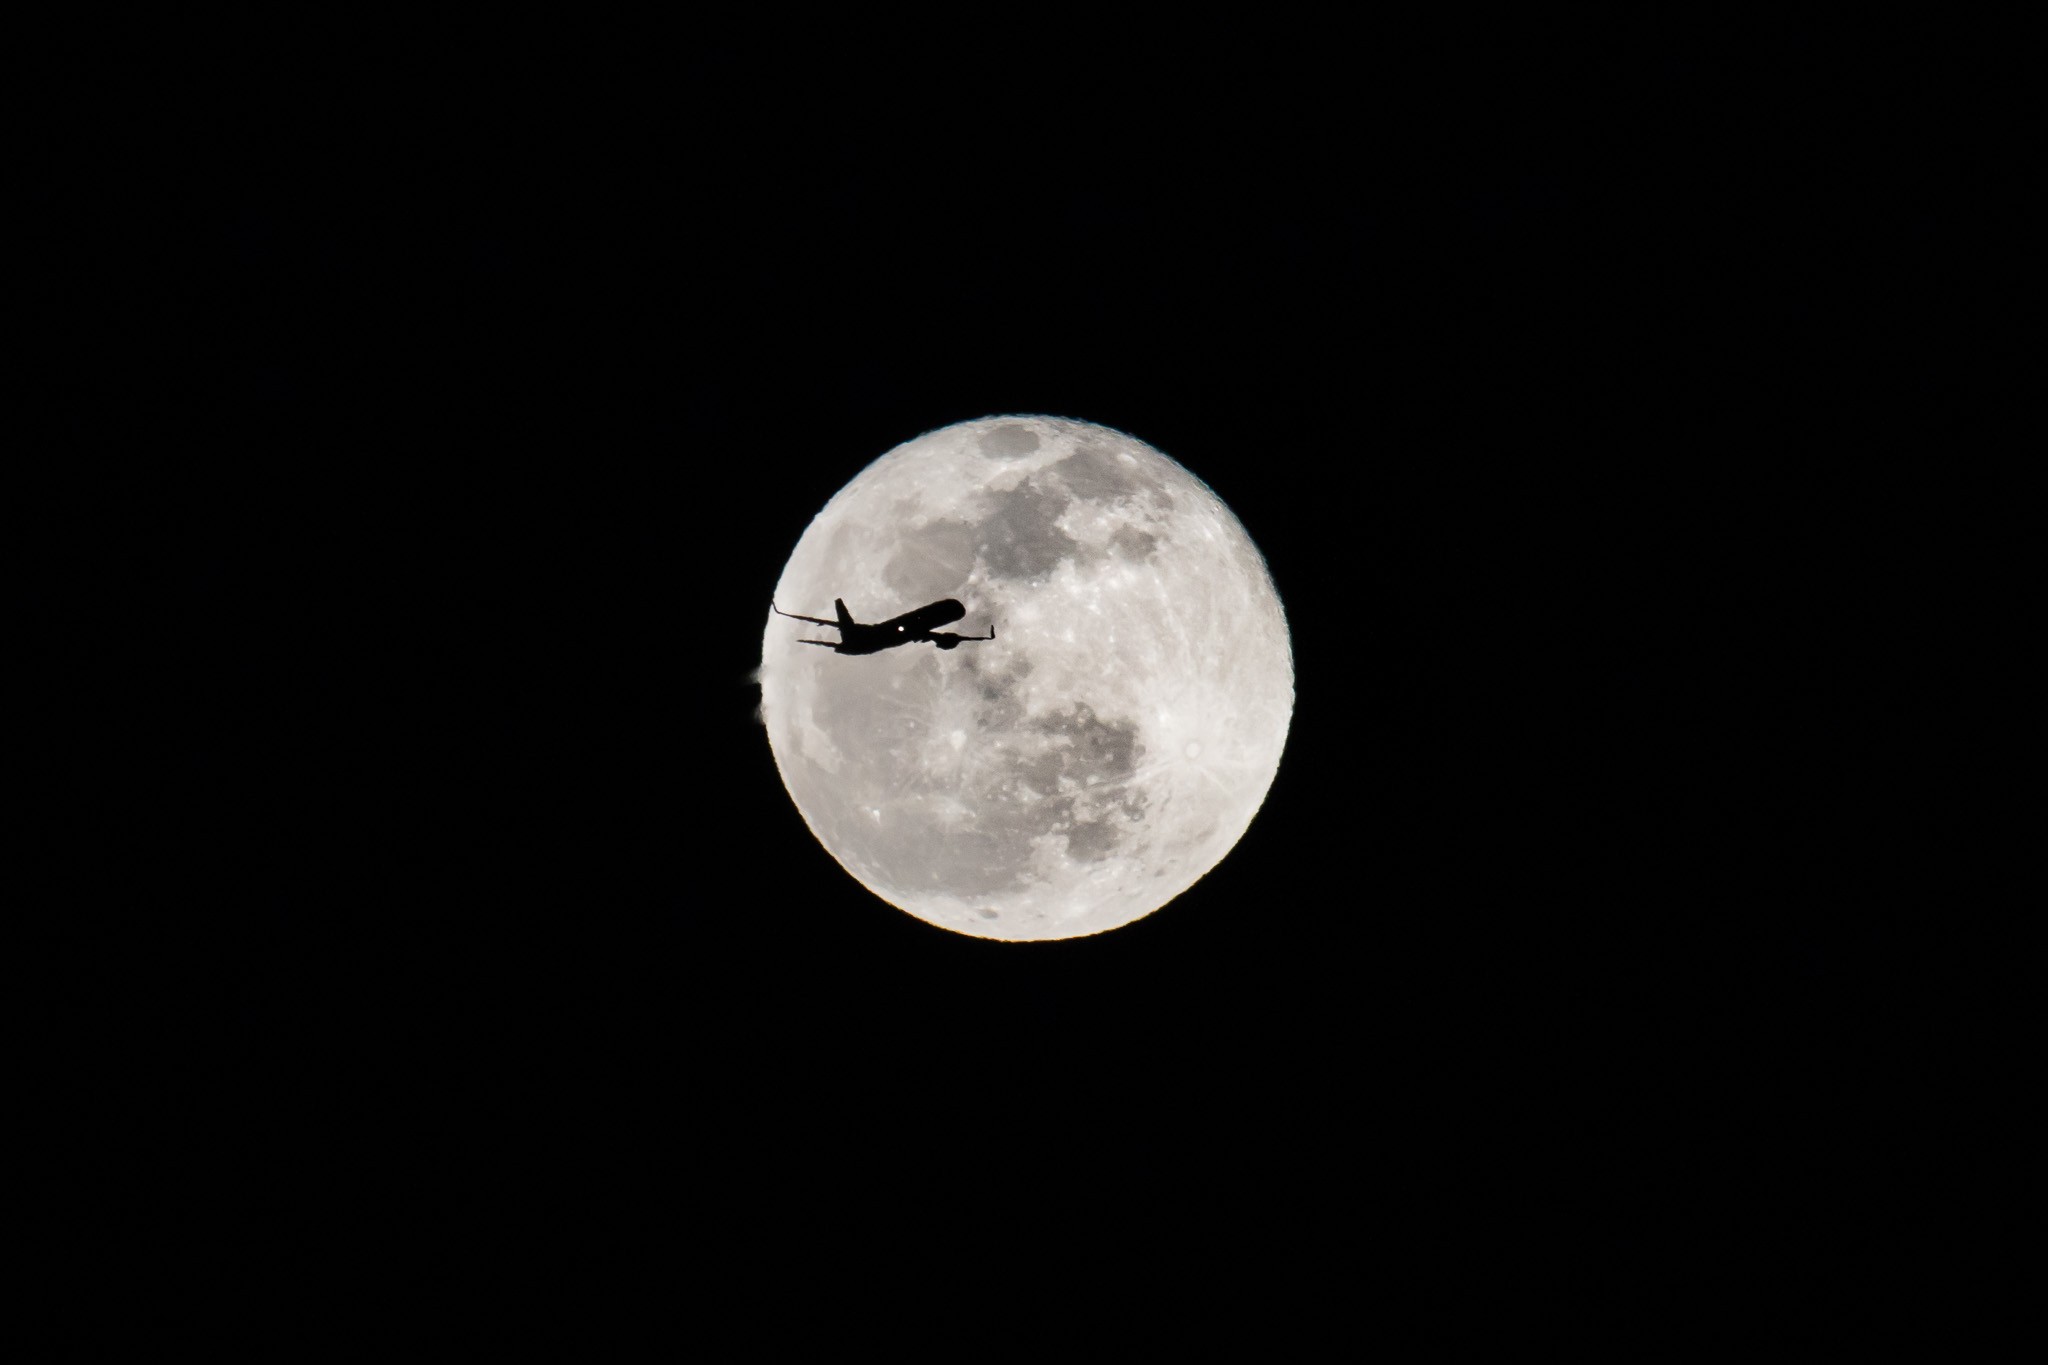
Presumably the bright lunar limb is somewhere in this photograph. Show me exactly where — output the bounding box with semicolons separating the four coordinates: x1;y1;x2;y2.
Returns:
760;416;1293;941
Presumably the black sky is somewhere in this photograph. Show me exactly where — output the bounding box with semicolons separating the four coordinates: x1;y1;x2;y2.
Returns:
35;24;1977;1317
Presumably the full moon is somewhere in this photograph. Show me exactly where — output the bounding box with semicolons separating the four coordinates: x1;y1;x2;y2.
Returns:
760;416;1293;941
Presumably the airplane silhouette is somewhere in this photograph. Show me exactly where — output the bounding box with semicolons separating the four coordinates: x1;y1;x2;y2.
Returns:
772;598;995;655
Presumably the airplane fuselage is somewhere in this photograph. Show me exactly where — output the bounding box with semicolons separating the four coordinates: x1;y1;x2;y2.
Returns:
774;598;992;654
832;598;968;654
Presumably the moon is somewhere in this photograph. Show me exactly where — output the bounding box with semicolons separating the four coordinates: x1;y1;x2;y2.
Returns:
759;416;1292;941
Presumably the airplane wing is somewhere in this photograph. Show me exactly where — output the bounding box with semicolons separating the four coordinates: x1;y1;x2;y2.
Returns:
773;603;842;629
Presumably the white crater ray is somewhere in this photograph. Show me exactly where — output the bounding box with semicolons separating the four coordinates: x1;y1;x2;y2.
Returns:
760;416;1293;942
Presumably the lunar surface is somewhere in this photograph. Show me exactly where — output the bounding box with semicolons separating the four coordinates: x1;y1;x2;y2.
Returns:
760;416;1292;941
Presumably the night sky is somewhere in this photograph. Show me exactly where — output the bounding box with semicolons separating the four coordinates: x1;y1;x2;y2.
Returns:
38;24;1973;1318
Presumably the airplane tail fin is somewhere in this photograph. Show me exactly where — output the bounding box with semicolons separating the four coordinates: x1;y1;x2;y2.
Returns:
834;599;855;631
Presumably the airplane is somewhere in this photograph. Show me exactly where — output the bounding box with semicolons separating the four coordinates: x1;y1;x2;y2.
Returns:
772;598;995;655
